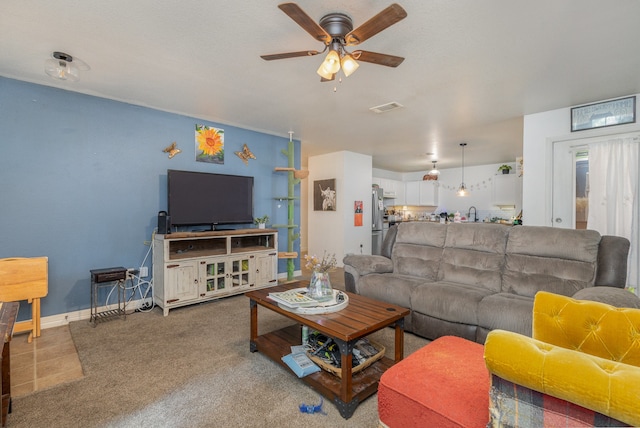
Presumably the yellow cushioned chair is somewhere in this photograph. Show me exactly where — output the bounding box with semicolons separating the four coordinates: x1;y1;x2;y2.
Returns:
484;291;640;427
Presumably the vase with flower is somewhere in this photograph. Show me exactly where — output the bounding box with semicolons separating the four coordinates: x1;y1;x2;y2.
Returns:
304;252;337;302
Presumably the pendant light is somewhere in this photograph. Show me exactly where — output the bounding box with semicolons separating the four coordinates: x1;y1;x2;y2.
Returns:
428;161;440;176
457;143;469;196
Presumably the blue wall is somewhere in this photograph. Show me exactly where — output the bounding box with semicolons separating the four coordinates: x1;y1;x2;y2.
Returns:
0;77;300;319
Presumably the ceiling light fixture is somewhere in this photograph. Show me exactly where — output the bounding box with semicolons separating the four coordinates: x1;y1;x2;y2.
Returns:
44;51;89;82
316;42;360;80
428;161;440;176
262;4;406;83
457;143;469;197
340;53;359;77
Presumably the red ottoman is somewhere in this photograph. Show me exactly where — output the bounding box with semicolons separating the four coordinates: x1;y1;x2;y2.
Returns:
378;336;489;428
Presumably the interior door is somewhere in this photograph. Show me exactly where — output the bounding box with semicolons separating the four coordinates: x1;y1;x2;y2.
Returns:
552;140;583;229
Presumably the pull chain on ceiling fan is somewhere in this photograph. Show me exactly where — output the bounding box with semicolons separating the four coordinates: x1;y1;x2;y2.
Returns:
261;3;407;81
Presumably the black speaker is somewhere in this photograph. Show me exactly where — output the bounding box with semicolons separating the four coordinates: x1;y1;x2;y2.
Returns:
157;211;170;234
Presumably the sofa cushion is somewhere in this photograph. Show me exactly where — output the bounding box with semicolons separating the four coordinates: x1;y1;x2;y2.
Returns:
439;223;508;292
392;222;447;279
503;226;600;297
411;281;495;326
357;273;420;314
477;293;534;338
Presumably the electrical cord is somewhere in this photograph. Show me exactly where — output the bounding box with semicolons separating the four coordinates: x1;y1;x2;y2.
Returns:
104;229;155;313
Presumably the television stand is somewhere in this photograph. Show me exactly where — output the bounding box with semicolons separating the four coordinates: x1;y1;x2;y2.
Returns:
153;229;278;316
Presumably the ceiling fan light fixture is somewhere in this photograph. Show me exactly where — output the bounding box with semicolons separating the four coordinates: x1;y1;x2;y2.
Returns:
316;63;335;80
341;53;359;77
264;4;407;82
323;50;341;73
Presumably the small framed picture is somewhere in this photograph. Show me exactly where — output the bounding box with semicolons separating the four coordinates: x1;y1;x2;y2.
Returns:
314;179;336;211
571;96;636;132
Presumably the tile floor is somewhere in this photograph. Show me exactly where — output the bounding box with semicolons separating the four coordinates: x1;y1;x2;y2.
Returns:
10;326;84;397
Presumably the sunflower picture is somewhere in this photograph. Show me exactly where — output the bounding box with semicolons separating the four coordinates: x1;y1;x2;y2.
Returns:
195;124;224;164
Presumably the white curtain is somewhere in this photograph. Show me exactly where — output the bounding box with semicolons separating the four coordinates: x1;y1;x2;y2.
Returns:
587;136;639;294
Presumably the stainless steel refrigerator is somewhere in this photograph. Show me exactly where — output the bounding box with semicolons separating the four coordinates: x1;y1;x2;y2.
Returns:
372;185;385;255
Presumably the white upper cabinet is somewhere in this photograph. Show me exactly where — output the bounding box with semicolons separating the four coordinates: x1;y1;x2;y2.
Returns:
393;180;406;205
418;180;438;206
405;181;420;205
492;174;520;206
405;181;437;206
373;177;405;204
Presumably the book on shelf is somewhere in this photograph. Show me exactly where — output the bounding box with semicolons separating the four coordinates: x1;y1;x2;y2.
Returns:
268;289;317;308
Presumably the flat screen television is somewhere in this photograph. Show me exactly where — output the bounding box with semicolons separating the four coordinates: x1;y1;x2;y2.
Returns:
167;169;254;228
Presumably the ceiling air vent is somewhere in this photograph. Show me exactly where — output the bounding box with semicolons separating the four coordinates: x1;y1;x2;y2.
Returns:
369;102;404;114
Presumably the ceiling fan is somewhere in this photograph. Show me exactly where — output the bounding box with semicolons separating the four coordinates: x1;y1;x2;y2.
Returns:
261;2;407;81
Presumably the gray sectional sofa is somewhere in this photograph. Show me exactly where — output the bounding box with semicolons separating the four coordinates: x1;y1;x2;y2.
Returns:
343;222;639;343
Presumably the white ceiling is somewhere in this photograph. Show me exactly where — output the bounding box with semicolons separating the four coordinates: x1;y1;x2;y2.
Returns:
2;1;640;172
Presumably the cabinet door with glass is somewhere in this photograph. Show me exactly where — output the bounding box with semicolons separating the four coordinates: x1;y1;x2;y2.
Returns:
229;255;254;290
199;258;228;297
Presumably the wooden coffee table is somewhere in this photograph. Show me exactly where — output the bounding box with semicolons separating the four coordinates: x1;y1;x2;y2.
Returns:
246;282;410;419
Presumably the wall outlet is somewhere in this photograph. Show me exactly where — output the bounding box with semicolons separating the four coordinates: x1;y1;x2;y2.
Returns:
140;266;149;278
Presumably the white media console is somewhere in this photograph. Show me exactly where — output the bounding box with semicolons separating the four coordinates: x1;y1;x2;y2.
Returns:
153;229;278;316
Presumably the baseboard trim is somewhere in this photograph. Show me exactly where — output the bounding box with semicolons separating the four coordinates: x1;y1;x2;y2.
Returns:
39;299;150;330
38;277;301;331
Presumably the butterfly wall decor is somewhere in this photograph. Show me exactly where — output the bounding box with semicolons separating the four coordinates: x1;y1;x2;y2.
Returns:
235;144;256;165
163;142;181;159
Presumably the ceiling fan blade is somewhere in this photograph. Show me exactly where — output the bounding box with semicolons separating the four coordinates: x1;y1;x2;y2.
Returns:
261;50;320;61
345;3;407;46
278;3;331;44
355;50;404;67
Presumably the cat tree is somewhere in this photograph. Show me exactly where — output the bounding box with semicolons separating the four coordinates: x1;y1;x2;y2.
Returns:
273;132;307;281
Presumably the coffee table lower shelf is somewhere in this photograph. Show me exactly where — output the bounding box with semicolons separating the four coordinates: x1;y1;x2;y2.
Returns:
250;324;394;418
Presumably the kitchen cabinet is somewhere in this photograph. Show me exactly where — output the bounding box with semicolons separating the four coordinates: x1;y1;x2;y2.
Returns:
405;181;420;205
373;177;405;205
492;174;519;207
405;181;438;206
393;180;406;205
419;180;438;206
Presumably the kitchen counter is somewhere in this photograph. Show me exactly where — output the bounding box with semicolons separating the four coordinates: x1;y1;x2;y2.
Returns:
387;219;515;225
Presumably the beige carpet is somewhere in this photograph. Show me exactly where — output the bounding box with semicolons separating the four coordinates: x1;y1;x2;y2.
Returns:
8;277;428;427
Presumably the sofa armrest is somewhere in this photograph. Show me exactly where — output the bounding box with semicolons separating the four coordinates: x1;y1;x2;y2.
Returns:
484;329;640;427
572;286;640;308
342;254;393;294
596;235;630;287
343;254;393;276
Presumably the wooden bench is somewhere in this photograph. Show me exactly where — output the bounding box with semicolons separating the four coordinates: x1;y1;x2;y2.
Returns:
0;257;48;343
